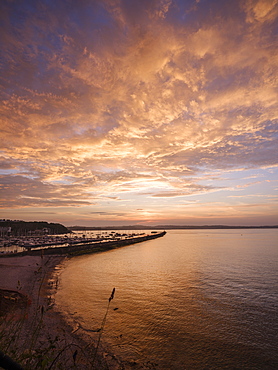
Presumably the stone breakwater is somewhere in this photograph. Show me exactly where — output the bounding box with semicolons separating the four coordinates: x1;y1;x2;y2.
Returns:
1;231;166;257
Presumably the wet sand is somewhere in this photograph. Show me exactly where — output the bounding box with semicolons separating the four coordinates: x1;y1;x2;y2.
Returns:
0;255;125;369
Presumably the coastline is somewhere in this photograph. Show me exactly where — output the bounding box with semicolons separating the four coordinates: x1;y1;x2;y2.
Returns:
0;254;123;369
0;233;167;368
0;253;152;369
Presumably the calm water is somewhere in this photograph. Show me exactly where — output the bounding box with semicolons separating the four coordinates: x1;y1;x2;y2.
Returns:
56;230;278;369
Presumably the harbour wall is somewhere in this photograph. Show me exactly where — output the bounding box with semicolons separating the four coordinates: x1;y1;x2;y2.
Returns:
1;231;166;258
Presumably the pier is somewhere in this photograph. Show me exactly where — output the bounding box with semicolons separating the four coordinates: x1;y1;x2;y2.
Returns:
0;231;166;257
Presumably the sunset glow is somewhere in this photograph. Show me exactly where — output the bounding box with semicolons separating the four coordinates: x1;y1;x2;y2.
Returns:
0;0;277;226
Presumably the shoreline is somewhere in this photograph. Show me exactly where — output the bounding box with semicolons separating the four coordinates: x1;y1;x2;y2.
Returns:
0;252;152;369
0;254;123;369
0;232;168;368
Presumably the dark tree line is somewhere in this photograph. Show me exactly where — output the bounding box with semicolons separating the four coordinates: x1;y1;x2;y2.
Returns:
0;220;70;236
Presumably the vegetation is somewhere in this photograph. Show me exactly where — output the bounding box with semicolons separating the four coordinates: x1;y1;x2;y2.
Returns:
0;260;115;369
0;220;71;236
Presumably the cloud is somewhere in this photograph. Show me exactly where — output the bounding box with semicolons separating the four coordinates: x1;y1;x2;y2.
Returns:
0;0;277;224
147;183;219;197
243;0;278;23
0;175;94;208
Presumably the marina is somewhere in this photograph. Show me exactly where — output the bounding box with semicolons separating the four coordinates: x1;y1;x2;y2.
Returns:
0;230;166;256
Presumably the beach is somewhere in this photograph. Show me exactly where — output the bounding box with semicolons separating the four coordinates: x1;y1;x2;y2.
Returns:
0;254;125;369
0;232;167;369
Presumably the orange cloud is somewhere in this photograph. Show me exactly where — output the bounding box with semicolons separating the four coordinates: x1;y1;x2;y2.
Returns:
0;0;277;225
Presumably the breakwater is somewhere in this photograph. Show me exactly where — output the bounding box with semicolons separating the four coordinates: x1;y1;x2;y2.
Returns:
1;231;166;257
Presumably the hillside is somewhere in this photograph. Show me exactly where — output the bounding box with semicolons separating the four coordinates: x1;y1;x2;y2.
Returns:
0;220;70;236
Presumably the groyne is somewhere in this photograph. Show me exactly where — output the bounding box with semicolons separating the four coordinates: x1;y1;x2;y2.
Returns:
1;231;166;257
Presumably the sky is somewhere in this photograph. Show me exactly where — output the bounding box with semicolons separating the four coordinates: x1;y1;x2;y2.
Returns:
0;0;277;227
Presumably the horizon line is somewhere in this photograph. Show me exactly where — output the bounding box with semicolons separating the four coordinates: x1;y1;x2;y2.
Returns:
68;224;278;230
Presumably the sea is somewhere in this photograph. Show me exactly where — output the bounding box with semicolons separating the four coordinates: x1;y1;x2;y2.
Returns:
55;229;278;369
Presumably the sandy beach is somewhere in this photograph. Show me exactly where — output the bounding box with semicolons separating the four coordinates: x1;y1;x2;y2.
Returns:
0;254;125;369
